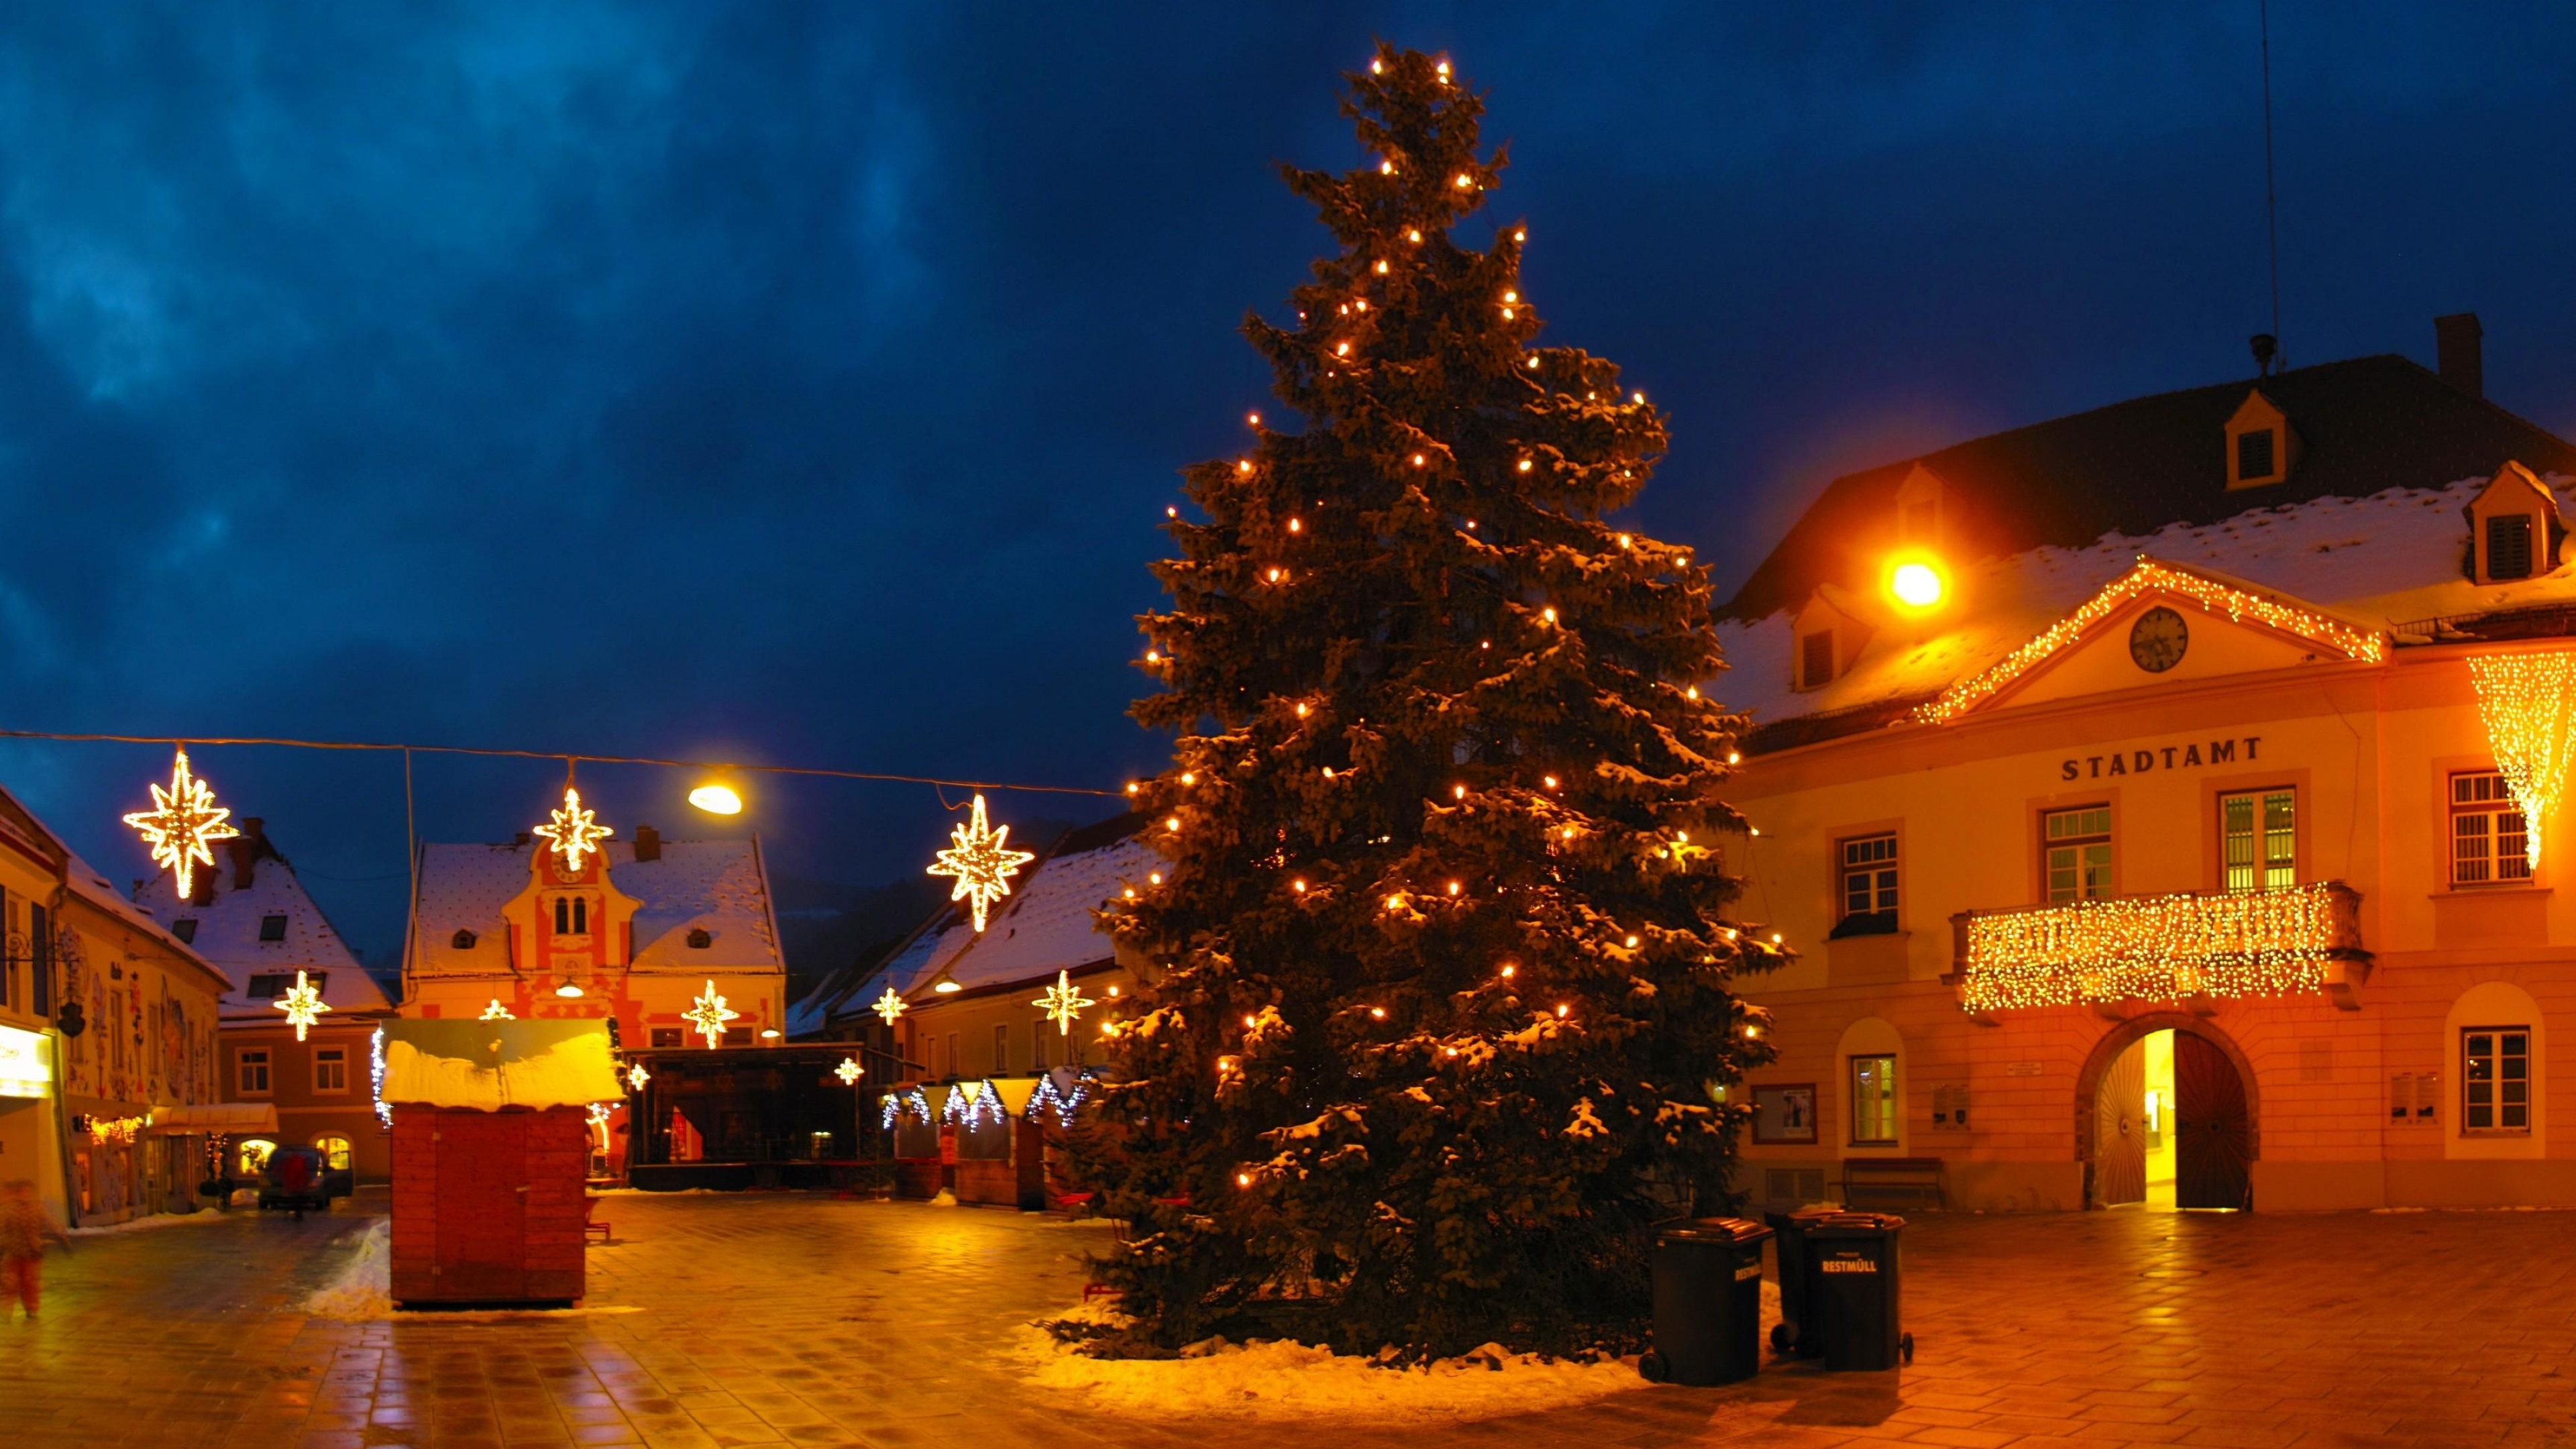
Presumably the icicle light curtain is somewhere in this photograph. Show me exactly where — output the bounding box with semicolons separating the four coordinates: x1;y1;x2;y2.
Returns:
2467;652;2576;870
1957;881;2353;1014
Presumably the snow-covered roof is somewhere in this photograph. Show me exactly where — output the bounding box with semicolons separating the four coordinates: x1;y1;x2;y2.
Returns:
409;837;782;975
131;830;386;1018
889;833;1156;998
1719;472;2576;740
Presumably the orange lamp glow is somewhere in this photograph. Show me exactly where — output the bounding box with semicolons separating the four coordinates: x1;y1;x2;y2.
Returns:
1884;552;1950;613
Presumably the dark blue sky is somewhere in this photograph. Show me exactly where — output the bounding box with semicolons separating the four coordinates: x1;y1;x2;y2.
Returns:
3;3;2571;967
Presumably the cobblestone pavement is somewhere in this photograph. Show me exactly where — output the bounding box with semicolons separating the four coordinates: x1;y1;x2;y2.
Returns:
3;1191;2574;1448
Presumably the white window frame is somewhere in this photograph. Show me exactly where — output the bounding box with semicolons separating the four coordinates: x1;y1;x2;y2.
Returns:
1849;1053;1898;1146
2462;1026;2531;1136
2043;806;2114;903
1837;833;1898;929
237;1049;272;1097
2220;788;2296;892
2450;770;2531;888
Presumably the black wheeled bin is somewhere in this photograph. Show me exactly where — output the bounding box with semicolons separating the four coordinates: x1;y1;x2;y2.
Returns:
1762;1205;1838;1355
1641;1216;1774;1385
1806;1212;1906;1371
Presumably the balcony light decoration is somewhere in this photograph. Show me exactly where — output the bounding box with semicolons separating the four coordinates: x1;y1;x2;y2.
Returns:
533;786;613;871
1033;969;1096;1036
123;749;240;899
684;979;739;1048
1917;559;2385;725
1957;881;2358;1014
2467;651;2576;869
927;793;1036;933
871;986;908;1026
272;969;329;1042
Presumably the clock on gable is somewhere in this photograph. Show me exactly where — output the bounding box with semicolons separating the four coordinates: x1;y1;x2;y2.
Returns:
2129;606;2189;674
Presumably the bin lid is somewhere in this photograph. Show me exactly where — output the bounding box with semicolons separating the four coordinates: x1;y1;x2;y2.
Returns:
1809;1211;1905;1236
1660;1216;1774;1245
1762;1205;1841;1230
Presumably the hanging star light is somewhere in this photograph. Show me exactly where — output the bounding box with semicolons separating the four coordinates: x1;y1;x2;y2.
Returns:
532;786;614;872
684;979;739;1048
835;1057;865;1086
1033;969;1096;1036
273;970;329;1042
871;987;908;1026
927;793;1036;932
122;749;241;899
480;999;515;1021
626;1062;651;1092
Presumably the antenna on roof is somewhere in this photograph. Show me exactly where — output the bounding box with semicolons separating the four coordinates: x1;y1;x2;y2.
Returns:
2255;0;2284;374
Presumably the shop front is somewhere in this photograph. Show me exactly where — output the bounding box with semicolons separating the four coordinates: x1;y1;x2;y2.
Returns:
882;1067;1094;1209
0;1024;64;1220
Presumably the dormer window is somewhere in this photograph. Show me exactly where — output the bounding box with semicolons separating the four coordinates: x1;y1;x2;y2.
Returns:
2235;429;2274;482
172;918;199;944
451;929;478;950
1894;462;1946;545
1799;630;1837;690
246;971;324;1000
686;928;712;949
258;914;288;943
2224;389;2296;490
2466;462;2561;584
2487;515;2534;580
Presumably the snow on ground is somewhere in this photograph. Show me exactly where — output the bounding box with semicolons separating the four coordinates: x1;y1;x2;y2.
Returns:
68;1208;233;1236
302;1220;394;1320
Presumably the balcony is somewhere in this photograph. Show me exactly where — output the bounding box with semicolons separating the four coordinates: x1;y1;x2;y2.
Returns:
1947;881;2369;1015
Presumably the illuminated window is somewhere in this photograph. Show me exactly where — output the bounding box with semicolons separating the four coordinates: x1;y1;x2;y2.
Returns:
315;1134;352;1171
258;914;288;943
2451;771;2530;887
237;1049;272;1097
2486;515;2534;580
2220;790;2296;892
314;1047;347;1094
2461;1027;2529;1134
1849;1055;1898;1145
2043;806;2113;902
1833;834;1898;936
1799;630;1836;690
237;1139;276;1176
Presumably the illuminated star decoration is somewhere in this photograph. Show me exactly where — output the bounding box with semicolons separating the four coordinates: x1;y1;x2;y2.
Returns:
927;793;1036;933
626;1062;651;1092
684;979;739;1048
480;999;515;1021
123;749;241;900
835;1057;865;1086
274;970;329;1042
1033;969;1096;1036
533;786;614;872
871;987;908;1026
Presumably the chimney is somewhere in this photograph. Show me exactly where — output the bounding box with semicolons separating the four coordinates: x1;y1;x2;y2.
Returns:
633;823;661;863
2436;313;2483;398
231;817;266;890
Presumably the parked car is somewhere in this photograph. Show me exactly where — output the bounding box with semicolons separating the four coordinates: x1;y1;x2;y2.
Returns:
256;1145;351;1216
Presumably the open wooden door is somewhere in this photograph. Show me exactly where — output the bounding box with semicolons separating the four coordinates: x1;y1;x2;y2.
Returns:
2092;1040;2147;1206
2174;1032;2251;1210
435;1113;528;1299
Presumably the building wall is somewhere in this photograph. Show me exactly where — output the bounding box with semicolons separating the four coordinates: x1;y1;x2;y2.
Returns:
1731;646;2576;1210
893;965;1133;1083
402;971;787;1051
219;1018;392;1180
52;894;228;1224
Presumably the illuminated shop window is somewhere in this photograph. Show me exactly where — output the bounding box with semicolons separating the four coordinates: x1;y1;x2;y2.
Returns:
237;1139;276;1176
1833;833;1898;937
2451;771;2530;887
2462;1028;2530;1135
2220;790;2296;892
2043;806;2113;902
315;1134;352;1171
1849;1054;1898;1145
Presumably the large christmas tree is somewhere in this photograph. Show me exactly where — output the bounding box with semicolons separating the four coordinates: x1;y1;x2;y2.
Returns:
1085;44;1784;1358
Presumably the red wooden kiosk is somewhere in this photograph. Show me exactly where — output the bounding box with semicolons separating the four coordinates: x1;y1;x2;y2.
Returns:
380;1020;623;1307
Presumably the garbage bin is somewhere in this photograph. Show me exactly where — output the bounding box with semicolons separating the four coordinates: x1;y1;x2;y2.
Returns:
1806;1212;1907;1371
1640;1216;1774;1386
1763;1205;1838;1355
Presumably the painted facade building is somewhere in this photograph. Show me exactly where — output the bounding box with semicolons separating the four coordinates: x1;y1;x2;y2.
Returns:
134;818;397;1181
1717;327;2576;1212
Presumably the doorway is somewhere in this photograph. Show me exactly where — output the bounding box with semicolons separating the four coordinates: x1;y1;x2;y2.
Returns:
2084;1020;2253;1212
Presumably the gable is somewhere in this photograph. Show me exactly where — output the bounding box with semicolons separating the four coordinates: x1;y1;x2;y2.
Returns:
1998;596;2334;710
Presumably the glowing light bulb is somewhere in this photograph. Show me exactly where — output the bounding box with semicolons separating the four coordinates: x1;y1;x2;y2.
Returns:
1370;1006;1386;1019
1295;702;1309;716
1248;412;1260;425
1180;772;1196;786
1436;59;1450;76
1167;505;1178;517
1244;1014;1258;1029
1556;1004;1569;1018
1625;934;1640;949
1407;229;1422;243
1237;1172;1252;1187
1749;826;1760;836
1504;290;1517;303
1686;685;1700;700
1146;650;1161;663
1287;517;1302;532
1267;567;1282;582
1542;606;1558;624
1518;459;1532;472
1123;887;1135;900
1385;895;1402;910
1336;341;1350;356
1381;159;1395;175
1323;766;1335;778
1563;826;1578;839
1293;879;1307;892
1502;308;1515;320
1452;784;1467;799
689;783;744;815
1525;356;1539;368
1890;560;1945;608
1500;963;1515;978
1513;229;1525;241
1632;391;1645;405
1126;782;1140;794
1544;775;1558;788
1165;816;1180;832
1726;751;1741;765
1454;174;1472;189
555;982;584;999
1238;459;1254;473
933;981;961;994
1446;881;1461;896
1108;985;1120;996
1374;259;1389;274
1149;872;1163;884
1411;453;1426;466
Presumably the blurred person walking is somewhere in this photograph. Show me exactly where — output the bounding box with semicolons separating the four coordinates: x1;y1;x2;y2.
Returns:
1;1179;72;1320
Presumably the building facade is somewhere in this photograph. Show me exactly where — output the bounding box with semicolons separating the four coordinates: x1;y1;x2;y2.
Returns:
1717;329;2576;1212
135;819;397;1182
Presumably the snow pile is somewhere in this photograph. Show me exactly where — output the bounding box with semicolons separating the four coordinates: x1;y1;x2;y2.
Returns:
1010;1311;1644;1423
302;1220;394;1320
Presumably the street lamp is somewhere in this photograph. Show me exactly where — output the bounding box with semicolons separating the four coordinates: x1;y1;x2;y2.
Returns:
688;782;744;815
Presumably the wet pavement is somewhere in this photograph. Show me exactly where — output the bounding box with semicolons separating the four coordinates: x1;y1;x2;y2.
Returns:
3;1189;2573;1447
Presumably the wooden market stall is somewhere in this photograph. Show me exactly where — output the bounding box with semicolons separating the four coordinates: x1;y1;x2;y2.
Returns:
380;1020;622;1307
883;1068;1093;1210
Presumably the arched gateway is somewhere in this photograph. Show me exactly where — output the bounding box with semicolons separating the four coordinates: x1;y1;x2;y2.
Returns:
2075;1013;2257;1211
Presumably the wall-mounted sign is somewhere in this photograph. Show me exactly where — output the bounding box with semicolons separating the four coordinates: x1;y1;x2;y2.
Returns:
0;1023;51;1099
2002;1061;2044;1078
2061;736;2264;782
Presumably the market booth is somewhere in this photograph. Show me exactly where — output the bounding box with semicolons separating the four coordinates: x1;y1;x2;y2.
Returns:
380;1020;621;1307
883;1068;1092;1209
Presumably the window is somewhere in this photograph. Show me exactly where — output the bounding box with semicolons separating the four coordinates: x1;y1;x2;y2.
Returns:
315;1135;352;1171
649;1027;684;1049
1033;1020;1051;1071
237;1049;272;1096
245;971;323;1000
2451;771;2531;886
2220;790;2296;892
29;904;46;1018
994;1023;1012;1074
2487;515;2534;581
172;918;199;944
2461;1027;2530;1134
947;1033;961;1080
1833;834;1898;936
554;897;586;934
2235;428;2275;482
237;1140;276;1176
686;928;712;949
1799;630;1835;690
1850;1055;1898;1145
258;914;288;943
2044;806;2114;902
451;929;477;950
314;1047;348;1094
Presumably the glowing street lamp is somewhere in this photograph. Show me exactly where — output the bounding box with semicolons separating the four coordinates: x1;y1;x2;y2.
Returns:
688;782;744;815
1884;551;1951;614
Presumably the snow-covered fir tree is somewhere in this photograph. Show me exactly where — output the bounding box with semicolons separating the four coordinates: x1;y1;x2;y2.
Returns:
1081;44;1784;1358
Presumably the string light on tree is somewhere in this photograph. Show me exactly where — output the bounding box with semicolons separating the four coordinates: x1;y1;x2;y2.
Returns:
2467;651;2576;868
872;987;908;1026
532;786;614;871
273;970;329;1042
927;793;1037;932
1034;969;1096;1035
122;749;240;899
684;979;740;1048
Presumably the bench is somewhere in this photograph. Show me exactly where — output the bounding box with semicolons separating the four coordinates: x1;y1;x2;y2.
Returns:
1839;1157;1944;1212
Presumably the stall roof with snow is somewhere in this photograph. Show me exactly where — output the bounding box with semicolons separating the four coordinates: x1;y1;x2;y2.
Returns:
378;1020;623;1110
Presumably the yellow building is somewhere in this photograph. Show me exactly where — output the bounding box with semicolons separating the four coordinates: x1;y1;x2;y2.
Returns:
1717;332;2576;1212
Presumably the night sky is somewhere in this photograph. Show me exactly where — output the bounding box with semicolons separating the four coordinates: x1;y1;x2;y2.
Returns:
3;4;2571;971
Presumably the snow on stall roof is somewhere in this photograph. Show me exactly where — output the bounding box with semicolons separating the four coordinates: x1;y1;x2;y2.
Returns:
411;837;782;975
133;848;383;1015
1716;473;2576;731
379;1022;623;1110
